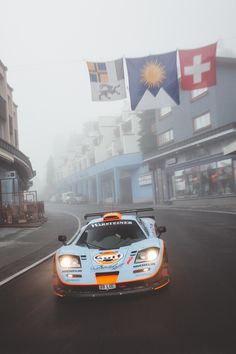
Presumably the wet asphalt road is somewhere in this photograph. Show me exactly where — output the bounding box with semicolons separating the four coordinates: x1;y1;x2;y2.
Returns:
0;206;236;354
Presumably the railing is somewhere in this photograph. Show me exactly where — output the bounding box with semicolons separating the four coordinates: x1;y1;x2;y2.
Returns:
0;191;45;225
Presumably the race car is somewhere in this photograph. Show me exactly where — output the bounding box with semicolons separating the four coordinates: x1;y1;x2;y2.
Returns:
53;208;170;298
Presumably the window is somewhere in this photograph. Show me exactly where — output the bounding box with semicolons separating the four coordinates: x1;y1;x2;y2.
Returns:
191;87;208;99
158;129;173;146
174;170;185;197
174;159;234;198
160;106;171;117
9;116;13;135
216;159;234;194
193;112;211;132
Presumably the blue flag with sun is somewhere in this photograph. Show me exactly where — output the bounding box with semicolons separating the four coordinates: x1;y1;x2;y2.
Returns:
126;51;179;111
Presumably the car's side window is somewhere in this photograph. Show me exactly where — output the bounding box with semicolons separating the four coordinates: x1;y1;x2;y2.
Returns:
137;217;149;237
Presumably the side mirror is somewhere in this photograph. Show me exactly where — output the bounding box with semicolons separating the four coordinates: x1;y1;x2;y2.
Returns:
58;235;67;245
156;226;166;237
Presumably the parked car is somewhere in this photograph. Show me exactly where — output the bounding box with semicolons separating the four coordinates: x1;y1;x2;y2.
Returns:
61;192;76;204
62;192;87;204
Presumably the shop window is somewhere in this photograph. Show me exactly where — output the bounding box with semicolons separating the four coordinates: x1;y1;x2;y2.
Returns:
216;159;234;194
184;166;200;196
200;162;217;195
234;160;236;190
174;159;234;199
174;170;185;198
193;112;211;132
158;129;173;146
0;179;14;205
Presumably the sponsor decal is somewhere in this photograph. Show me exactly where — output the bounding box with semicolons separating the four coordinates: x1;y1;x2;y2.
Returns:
94;251;123;265
91;221;132;228
133;263;156;268
127;256;134;265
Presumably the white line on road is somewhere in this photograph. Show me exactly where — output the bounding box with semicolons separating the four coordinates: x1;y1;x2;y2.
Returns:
0;212;81;287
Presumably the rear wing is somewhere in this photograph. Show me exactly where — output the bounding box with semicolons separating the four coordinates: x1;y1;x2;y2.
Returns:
84;207;154;220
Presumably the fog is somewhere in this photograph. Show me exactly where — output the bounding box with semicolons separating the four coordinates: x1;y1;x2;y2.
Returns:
0;0;236;193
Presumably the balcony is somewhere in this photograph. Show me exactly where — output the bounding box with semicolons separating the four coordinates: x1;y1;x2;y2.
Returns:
0;137;35;180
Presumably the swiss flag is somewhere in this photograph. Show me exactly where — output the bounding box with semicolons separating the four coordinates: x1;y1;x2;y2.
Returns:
179;43;217;90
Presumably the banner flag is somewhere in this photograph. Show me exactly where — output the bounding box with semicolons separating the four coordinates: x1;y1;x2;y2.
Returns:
179;43;217;90
126;51;179;111
87;58;126;101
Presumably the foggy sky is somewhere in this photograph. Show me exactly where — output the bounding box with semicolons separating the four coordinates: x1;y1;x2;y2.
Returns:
0;0;236;191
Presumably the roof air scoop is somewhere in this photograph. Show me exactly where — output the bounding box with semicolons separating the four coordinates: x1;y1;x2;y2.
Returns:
103;212;122;222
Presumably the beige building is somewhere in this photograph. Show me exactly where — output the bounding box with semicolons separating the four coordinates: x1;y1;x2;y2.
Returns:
0;59;35;208
0;61;19;147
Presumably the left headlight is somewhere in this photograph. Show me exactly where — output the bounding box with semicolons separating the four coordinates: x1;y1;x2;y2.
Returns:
135;248;159;263
59;255;81;268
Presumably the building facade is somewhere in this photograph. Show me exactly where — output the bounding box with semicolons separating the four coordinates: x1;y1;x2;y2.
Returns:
54;57;236;206
143;57;236;204
0;60;35;207
55;110;153;204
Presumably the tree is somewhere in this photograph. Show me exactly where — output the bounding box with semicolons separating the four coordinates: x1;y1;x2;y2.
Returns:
45;156;56;198
138;110;157;154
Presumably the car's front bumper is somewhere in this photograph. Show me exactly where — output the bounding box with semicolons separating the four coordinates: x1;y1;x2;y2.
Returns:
53;252;170;298
54;275;170;298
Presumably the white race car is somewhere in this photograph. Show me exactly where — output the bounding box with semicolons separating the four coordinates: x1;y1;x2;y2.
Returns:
53;208;169;298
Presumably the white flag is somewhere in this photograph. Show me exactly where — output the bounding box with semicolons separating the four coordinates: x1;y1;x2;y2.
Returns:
87;58;126;101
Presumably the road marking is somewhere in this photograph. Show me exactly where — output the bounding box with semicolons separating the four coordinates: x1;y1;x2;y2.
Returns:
0;212;81;287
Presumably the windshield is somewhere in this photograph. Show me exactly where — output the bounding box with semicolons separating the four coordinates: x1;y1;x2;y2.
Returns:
77;221;146;249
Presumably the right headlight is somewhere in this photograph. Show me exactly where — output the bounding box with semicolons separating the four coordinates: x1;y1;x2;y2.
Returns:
59;255;81;268
135;248;160;263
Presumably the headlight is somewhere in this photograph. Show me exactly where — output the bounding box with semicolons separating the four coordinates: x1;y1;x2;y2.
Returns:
59;255;81;268
135;248;159;263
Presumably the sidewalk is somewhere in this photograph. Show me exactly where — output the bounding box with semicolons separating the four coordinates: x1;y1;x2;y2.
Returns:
163;195;236;213
101;197;236;214
0;217;48;229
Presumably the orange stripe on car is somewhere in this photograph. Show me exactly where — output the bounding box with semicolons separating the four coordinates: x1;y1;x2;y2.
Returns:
154;279;170;290
96;274;119;285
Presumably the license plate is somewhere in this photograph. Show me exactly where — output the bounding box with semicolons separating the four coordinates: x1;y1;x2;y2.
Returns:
99;284;116;291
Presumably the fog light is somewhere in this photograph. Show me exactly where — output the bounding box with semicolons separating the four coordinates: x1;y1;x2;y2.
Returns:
133;267;150;274
66;274;82;278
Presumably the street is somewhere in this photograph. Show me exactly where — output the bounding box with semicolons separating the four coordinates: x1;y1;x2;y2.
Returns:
0;204;236;354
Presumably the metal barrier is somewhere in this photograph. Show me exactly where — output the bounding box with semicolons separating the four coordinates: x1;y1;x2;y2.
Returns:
0;191;45;226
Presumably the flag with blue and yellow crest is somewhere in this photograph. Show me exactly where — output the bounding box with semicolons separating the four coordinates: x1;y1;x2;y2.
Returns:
126;51;179;111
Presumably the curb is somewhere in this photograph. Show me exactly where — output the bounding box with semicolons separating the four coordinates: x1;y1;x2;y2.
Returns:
0;217;48;229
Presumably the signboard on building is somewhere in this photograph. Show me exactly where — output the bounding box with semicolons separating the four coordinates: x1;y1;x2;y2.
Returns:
166;157;177;166
0;171;16;179
138;174;152;186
